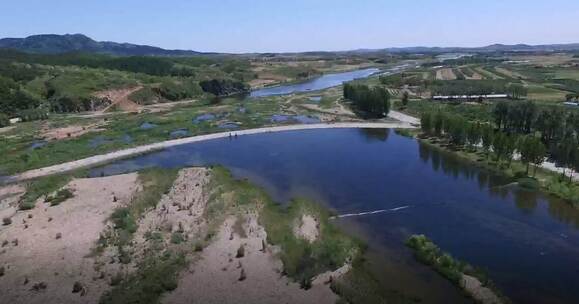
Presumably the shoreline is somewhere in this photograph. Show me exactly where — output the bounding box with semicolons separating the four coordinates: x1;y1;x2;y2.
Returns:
249;64;384;90
2;122;416;184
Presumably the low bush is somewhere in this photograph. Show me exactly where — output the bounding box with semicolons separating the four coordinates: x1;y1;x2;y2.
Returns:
128;87;162;105
235;244;245;258
157;79;203;101
517;177;540;190
545;177;579;207
199;78;248;97
45;188;74;206
19;174;72;210
170;232;185;245
406;234;505;300
18;108;49;122
2;217;12;226
260;198;362;285
0;113;9;127
100;251;185;304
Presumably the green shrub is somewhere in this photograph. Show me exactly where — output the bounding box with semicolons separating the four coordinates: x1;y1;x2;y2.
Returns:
2;217;12;226
406;235;463;283
46;188;74;206
199;79;248;96
18;108;48;122
0;113;9;127
20;175;72;210
193;241;203;252
157;79;203;101
208;167;363;285
110;207;137;233
260;198;362;284
545;177;579;207
100;251;185;304
517;177;539;190
235;244;245;258
170;232;185;244
128;87;161;105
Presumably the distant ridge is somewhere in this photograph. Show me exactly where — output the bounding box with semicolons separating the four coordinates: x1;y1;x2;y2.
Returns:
1;34;578;56
348;43;579;54
0;34;206;56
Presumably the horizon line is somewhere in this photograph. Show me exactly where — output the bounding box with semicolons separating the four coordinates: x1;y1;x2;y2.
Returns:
2;33;579;54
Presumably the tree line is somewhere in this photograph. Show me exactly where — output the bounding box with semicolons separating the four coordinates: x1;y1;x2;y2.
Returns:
343;83;390;118
379;73;425;87
420;99;579;182
379;75;527;101
422;56;505;67
430;80;526;98
420;110;578;178
0;49;200;77
493;101;579;181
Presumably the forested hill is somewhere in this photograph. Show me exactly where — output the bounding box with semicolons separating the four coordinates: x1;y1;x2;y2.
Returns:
0;34;206;56
0;49;251;121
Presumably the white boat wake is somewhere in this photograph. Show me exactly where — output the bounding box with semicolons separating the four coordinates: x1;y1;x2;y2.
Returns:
331;205;411;219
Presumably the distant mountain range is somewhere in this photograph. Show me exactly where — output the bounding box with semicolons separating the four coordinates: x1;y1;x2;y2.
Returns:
367;43;579;54
1;34;579;56
0;34;205;56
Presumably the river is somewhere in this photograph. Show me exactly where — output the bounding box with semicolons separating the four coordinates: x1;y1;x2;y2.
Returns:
249;62;418;98
90;128;579;304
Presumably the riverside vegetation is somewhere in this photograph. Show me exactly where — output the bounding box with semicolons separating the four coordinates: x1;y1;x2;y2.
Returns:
418;100;579;207
101;166;413;303
0;49;391;176
406;235;509;303
3;162;422;303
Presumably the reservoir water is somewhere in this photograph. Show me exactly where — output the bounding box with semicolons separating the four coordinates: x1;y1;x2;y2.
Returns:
90;128;579;304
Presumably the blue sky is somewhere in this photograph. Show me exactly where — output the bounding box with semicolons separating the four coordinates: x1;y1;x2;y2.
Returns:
1;0;578;53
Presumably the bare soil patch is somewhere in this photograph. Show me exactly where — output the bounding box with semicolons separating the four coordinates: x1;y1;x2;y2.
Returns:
294;214;319;243
96;86;142;113
0;173;139;304
132;168;211;254
249;78;281;89
163;215;338;304
41;122;106;141
461;274;503;304
0;126;16;134
435;68;457;80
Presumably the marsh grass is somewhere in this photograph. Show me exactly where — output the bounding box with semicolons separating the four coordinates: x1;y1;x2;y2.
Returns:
260;197;362;286
330;258;419;304
18;171;86;209
406;235;509;302
545;177;579;207
319;96;336;109
208;166;363;286
45;188;74;206
1;97;285;175
99;250;185;304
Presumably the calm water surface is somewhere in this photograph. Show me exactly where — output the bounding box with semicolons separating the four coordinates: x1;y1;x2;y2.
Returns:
249;68;380;97
91;129;579;304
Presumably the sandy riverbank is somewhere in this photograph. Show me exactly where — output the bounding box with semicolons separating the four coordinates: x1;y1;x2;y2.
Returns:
0;173;139;304
3;122;417;184
0;165;349;303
